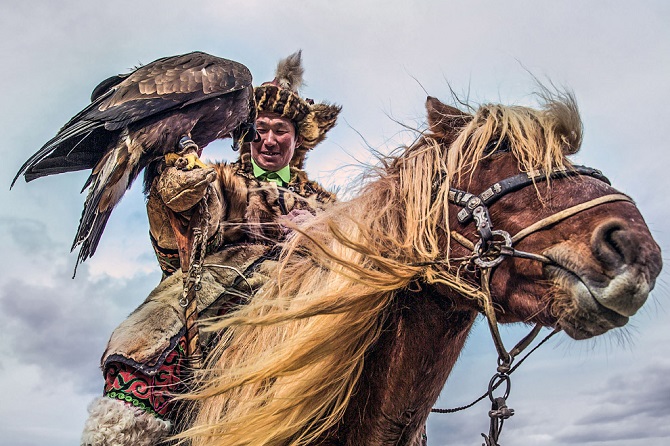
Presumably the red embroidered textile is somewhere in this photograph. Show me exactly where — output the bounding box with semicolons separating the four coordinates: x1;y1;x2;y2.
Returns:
104;337;187;419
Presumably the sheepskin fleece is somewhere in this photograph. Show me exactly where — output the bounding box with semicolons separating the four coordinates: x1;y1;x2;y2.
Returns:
81;396;171;446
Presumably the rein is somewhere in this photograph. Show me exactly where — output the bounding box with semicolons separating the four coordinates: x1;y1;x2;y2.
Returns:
427;164;633;445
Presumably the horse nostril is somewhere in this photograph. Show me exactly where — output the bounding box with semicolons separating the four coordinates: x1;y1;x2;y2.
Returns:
591;219;632;269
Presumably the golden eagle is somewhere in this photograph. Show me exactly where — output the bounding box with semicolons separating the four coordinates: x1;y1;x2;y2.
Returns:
12;51;256;268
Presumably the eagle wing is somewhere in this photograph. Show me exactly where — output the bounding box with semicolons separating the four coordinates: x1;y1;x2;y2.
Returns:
13;52;252;183
12;52;254;271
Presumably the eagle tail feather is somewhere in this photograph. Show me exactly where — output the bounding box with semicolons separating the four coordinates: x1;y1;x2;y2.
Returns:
12;120;106;186
71;142;140;269
71;206;112;267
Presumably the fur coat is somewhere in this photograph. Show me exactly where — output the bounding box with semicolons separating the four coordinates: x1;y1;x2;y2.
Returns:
147;160;335;275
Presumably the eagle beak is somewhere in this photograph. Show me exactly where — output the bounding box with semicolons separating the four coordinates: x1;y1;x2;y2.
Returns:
231;122;258;151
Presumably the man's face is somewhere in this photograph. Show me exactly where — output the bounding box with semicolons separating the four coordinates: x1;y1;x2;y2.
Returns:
250;113;301;171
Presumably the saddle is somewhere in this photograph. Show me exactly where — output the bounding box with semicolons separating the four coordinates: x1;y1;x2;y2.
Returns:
101;243;275;374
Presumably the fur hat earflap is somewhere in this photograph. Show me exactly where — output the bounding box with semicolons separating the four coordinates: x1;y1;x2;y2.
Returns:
251;50;341;169
293;102;341;167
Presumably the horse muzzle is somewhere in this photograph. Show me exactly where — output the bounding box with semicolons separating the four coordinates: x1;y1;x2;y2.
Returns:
542;218;662;340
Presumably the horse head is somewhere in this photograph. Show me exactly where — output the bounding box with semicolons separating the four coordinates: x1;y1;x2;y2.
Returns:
426;94;662;340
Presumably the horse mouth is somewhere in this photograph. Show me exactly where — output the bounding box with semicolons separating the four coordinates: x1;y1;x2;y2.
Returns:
542;263;630;340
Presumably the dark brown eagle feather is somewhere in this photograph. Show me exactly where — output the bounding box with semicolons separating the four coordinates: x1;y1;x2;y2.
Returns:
12;51;256;271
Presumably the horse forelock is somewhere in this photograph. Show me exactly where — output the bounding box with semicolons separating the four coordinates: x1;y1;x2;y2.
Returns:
447;89;583;186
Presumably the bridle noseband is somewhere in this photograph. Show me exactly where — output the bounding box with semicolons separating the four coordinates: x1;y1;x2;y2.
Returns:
428;164;634;445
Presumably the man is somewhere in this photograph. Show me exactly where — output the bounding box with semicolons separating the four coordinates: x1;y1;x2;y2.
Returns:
81;51;340;446
147;51;339;277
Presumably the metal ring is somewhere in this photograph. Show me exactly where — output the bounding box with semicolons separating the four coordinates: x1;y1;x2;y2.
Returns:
474;230;513;268
488;373;511;402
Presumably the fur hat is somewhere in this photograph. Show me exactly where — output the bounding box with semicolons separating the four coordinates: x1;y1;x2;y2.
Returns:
249;50;341;169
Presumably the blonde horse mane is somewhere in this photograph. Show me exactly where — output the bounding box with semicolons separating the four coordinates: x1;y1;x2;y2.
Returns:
177;89;582;446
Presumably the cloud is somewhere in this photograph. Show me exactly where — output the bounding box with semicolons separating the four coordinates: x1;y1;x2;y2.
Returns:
427;408;490;446
426;358;670;446
0;215;161;394
0;270;158;393
554;360;670;443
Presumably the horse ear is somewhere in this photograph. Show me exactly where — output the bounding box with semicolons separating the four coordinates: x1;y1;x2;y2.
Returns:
426;96;471;138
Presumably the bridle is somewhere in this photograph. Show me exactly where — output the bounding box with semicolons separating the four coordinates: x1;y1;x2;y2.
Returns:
427;164;633;445
443;165;632;365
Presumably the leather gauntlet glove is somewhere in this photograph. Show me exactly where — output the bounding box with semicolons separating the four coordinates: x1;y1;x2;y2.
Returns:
157;166;217;213
147;166;223;252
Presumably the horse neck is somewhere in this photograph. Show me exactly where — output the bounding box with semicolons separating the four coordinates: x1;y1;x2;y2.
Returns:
334;287;477;445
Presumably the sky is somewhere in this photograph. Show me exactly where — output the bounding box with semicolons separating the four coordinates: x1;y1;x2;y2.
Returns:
0;1;668;445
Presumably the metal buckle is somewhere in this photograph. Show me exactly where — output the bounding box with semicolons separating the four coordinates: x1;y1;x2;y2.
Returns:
474;230;513;268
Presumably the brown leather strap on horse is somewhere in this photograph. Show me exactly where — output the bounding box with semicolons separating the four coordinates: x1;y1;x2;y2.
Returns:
475;193;634;367
480;269;513;368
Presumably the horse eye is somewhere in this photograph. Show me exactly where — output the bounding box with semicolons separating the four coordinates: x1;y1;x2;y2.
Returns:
484;140;510;155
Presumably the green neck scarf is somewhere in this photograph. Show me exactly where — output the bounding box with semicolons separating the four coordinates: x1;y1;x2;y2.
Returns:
251;159;291;186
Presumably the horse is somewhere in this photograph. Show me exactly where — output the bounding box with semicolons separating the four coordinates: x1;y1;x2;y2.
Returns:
176;89;662;446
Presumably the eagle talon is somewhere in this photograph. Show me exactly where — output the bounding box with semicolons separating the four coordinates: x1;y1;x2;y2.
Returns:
164;152;208;171
167;137;207;171
175;156;191;170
